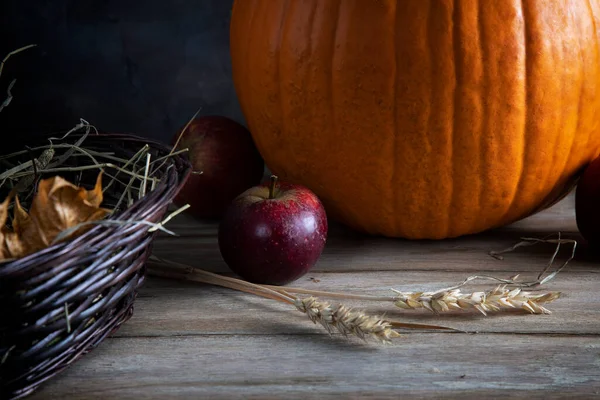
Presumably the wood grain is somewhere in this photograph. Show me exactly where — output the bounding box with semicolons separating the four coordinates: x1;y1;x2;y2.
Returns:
152;194;591;275
115;271;600;337
27;193;600;399
29;334;600;399
151;232;594;274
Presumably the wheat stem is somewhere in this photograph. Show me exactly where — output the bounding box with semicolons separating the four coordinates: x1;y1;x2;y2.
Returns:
144;257;443;343
261;285;394;302
146;257;296;305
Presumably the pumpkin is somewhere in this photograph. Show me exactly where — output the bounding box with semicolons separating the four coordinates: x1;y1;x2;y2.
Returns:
230;0;600;239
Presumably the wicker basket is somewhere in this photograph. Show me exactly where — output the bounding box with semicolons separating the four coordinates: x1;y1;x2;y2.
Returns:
0;132;191;399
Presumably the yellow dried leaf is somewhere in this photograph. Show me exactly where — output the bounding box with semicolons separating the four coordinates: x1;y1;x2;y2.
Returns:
0;191;32;259
83;172;104;208
4;228;28;259
0;191;16;259
0;192;10;226
0;172;110;260
13;196;30;234
7;195;46;257
29;172;110;245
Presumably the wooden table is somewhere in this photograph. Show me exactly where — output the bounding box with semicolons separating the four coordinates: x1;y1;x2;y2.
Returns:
30;193;600;399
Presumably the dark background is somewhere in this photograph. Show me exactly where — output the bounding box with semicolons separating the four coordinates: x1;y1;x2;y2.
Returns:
0;0;242;146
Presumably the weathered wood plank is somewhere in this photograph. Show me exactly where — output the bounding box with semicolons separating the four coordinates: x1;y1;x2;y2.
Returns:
114;272;600;337
152;194;593;275
24;192;600;400
29;333;600;399
151;230;592;274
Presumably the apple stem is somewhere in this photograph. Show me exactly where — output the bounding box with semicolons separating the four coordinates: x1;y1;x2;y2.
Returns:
268;174;278;199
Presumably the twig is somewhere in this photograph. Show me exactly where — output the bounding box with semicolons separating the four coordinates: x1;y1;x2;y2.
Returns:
0;79;16;113
8;163;159;183
110;150;149;211
103;144;149;193
0;44;37;78
150;148;189;165
151;107;201;175
0;120;91;161
47;118;95;144
114;174;137;212
148;204;190;232
171;108;201;153
487;233;577;287
7;146;48;197
46;121;91;168
0;160;35;181
99;170;131;191
140;153;151;199
0;44;37;114
51;219;177;245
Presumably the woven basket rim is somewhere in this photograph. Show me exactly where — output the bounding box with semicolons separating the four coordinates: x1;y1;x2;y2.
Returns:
0;131;191;271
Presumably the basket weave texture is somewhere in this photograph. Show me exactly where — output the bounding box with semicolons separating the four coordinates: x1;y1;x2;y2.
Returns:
0;132;191;399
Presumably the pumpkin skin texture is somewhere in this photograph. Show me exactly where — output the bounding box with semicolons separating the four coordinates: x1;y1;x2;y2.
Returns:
230;0;600;239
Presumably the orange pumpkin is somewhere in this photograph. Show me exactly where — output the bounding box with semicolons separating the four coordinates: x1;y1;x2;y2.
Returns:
230;0;600;239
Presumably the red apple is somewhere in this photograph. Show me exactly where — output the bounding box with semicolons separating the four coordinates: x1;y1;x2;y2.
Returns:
576;155;600;246
218;175;328;285
172;115;264;219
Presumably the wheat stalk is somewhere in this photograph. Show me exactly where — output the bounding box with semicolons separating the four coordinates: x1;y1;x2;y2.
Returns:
263;234;569;316
392;285;561;316
144;233;570;346
294;296;400;343
145;257;456;343
263;284;561;317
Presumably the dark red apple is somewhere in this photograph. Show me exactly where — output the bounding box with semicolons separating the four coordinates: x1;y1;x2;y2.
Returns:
172;115;264;219
576;155;600;246
218;176;328;285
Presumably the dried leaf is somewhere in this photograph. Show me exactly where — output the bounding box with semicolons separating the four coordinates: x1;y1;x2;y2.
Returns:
0;191;18;259
0;192;10;227
0;172;110;260
13;196;30;234
28;172;109;246
3;195;36;258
